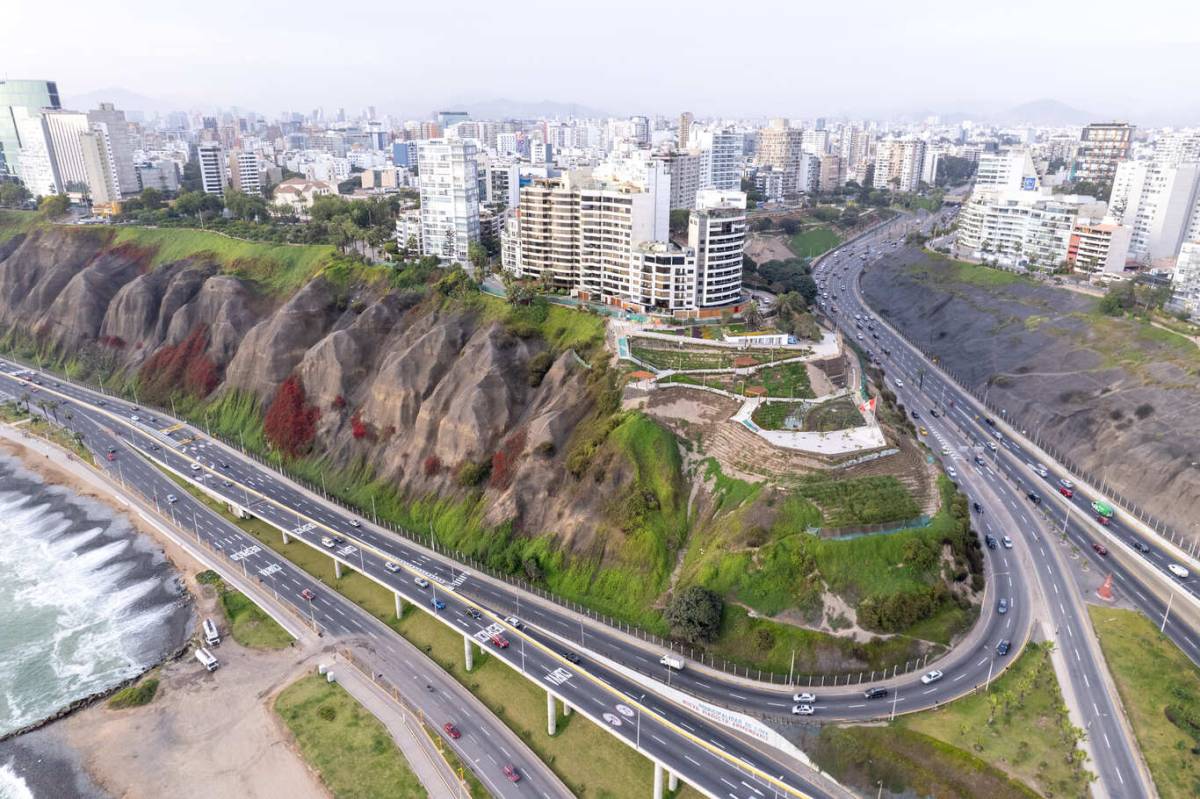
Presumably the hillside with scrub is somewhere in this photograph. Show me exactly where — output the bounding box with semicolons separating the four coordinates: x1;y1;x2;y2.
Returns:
0;218;983;676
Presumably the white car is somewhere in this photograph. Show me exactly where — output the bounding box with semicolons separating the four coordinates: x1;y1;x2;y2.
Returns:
321;537;335;549
1002;536;1013;549
1168;563;1190;579
1059;478;1074;490
130;415;140;422
505;616;524;629
940;446;950;456
895;379;904;388
349;519;361;528
414;577;430;589
920;670;944;685
791;704;815;716
384;561;401;573
189;463;202;472
987;441;998;452
946;466;957;479
166;494;178;504
792;692;816;703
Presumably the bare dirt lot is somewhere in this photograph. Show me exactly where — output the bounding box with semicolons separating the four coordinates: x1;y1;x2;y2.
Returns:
745;232;795;263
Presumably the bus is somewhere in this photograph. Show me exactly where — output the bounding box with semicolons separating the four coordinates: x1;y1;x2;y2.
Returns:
1092;500;1115;524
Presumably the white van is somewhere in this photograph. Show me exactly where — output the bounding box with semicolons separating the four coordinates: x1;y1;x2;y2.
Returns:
195;647;220;672
202;618;221;646
659;654;685;671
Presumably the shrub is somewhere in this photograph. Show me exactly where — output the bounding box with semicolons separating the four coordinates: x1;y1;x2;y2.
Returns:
332;394;347;410
489;429;527;490
264;375;320;457
423;455;442;476
109;677;160;708
527;351;554;387
350;411;368;439
139;324;219;401
664;586;724;643
456;459;490;487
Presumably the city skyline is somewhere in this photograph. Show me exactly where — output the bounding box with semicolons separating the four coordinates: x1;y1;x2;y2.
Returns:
6;0;1197;123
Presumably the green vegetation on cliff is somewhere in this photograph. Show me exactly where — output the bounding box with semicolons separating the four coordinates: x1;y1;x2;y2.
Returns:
0;210;38;244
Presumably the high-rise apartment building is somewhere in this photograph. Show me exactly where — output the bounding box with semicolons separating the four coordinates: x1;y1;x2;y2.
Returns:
417;138;480;262
678;111;694;149
689;190;747;307
1109;159;1200;267
41;110;90;190
0;79;60;176
975;150;1040;193
757;119;803;195
801;128;829;156
10;108;60;196
630;115;651;147
79;129;121;206
196;143;228;195
1071;122;1134;186
229;149;262;195
654;150;703;210
692;128;743;191
1066;220;1134;277
873;138;926;193
818;154;842;193
86;103;137;195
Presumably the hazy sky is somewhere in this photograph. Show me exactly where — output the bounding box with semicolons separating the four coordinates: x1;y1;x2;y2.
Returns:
5;0;1198;121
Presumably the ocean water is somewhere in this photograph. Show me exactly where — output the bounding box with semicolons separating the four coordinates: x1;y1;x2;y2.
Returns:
0;453;192;748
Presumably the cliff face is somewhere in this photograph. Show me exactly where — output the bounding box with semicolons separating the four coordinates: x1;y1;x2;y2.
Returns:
0;226;611;550
862;249;1200;535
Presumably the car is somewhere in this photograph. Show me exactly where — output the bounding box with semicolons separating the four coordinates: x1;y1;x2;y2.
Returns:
349;519;361;527
919;426;928;436
330;535;345;545
895;379;904;388
1092;543;1108;556
130;415;140;422
221;479;232;487
972;502;983;514
1168;563;1190;579
1026;492;1041;504
490;633;510;649
992;430;1004;440
946;466;957;479
1130;539;1151;554
792;704;815;715
984;417;995;426
466;608;482;620
1059;486;1074;498
564;651;581;664
996;639;1011;656
1002;536;1013;549
442;722;461;739
920;670;944;685
505;616;524;630
997;598;1008;614
793;692;817;703
189;463;201;472
166;494;178;504
1059;478;1074;490
321;536;336;548
218;460;229;469
974;455;985;466
940;446;950;456
414;577;430;589
987;441;998;452
384;561;401;572
863;687;888;700
106;446;117;454
502;765;521;783
1096;514;1111;526
430;598;446;610
911;410;920;420
929;409;940;418
300;588;315;601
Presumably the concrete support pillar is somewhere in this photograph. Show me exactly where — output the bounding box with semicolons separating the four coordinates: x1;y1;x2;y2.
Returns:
464;635;474;672
394;592;404;619
546;691;557;736
334;559;342;579
653;762;664;799
561;699;571;716
667;770;678;791
282;531;290;545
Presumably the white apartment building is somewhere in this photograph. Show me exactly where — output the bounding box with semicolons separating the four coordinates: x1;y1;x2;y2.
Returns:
1170;241;1200;318
1067;220;1134;277
42;110;89;190
86;103;137;195
1109;159;1200;267
654;149;703;210
958;182;1112;270
974;150;1040;193
79;129;120;206
196;143;228;196
11;108;59;196
483;160;520;208
801;128;830;156
501;170;746;315
417;138;480;262
691;127;743;191
873;137;926;193
229;149;262;195
796;152;820;194
689;190;747;308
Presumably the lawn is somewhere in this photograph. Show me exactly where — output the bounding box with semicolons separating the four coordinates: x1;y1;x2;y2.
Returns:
219;588;294;649
752;361;815;398
107;225;335;296
901;642;1092;798
275;674;426;799
1088;605;1200;799
788;227;842;258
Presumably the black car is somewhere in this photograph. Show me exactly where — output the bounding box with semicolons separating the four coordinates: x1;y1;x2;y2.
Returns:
1130;539;1151;554
564;651;582;664
972;502;983;514
331;535;346;545
1026;492;1041;504
984;534;997;550
911;410;920;420
863;687;889;700
466;608;482;620
996;639;1011;656
984;417;995;426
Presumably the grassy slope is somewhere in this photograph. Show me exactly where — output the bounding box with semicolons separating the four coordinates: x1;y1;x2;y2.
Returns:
275;674;426;799
1088;605;1200;799
0;210;38;244
108;225;335;295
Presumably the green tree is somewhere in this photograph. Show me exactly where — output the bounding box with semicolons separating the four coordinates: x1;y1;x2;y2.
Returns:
468;241;489;271
37;193;71;218
223;189;268;221
139;187;165;210
669;208;690;235
752;217;773;232
0;180;32;208
778;218;799;235
664;586;724;643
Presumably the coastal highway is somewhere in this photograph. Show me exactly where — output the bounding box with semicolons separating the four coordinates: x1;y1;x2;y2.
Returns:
0;366;847;799
0;352;1042;729
816;213;1170;796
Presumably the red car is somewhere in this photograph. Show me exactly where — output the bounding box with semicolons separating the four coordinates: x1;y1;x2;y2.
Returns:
1092;543;1108;556
1096;515;1111;526
490;634;510;649
1059;486;1073;498
442;722;461;739
503;764;521;783
300;588;315;601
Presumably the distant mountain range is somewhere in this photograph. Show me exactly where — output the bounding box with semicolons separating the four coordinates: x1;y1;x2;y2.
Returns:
999;99;1095;126
61;87;176;115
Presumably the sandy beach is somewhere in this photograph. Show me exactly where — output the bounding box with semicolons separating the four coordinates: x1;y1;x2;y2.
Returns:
0;432;331;799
